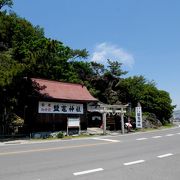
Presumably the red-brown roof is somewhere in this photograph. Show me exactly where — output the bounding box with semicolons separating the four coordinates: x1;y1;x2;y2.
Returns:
31;78;97;102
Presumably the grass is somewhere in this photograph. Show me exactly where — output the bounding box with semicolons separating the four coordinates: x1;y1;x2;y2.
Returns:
162;123;174;128
30;123;176;141
30;133;95;141
134;123;175;132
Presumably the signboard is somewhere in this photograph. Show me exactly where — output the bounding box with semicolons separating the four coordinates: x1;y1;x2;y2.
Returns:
68;118;80;127
38;101;83;114
67;118;80;135
135;107;142;128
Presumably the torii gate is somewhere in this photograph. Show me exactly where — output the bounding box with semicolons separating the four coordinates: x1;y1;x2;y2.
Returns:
87;103;128;134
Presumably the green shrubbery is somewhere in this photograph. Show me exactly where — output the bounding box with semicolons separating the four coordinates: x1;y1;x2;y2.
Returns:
56;132;64;138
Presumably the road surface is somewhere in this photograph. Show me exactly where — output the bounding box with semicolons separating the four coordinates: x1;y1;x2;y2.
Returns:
0;126;180;180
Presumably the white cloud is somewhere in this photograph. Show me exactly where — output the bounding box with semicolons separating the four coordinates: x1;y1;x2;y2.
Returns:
91;42;134;68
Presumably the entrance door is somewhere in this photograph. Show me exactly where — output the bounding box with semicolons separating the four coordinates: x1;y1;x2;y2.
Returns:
88;112;102;127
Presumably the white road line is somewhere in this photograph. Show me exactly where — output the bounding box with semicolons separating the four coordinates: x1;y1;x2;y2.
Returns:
157;153;173;158
165;134;174;137
152;136;162;139
136;138;148;141
176;133;180;135
124;160;145;166
93;138;120;142
73;168;104;176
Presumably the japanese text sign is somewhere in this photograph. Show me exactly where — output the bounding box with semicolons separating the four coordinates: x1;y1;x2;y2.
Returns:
38;101;83;114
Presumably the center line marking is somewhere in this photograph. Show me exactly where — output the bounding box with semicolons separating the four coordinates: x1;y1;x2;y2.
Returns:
124;160;145;166
93;138;120;142
152;136;162;139
157;153;173;158
136;138;148;141
0;142;112;156
166;134;174;137
73;168;104;176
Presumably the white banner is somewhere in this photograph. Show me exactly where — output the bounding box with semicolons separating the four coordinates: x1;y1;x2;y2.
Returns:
135;107;142;128
38;101;83;114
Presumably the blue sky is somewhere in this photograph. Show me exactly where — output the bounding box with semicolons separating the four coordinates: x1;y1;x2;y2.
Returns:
12;0;180;110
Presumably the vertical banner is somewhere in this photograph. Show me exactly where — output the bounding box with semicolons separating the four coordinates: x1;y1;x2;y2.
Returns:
135;107;143;128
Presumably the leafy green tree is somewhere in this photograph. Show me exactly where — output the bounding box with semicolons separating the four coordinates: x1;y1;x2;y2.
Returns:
106;59;128;78
0;0;13;10
0;51;24;87
117;76;147;106
90;61;105;76
117;75;174;122
0;10;90;134
89;59;127;104
141;88;174;123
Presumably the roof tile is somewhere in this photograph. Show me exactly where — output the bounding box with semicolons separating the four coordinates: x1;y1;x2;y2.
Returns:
31;78;97;102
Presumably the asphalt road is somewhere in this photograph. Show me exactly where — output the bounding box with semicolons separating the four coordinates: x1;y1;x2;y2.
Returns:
0;126;180;180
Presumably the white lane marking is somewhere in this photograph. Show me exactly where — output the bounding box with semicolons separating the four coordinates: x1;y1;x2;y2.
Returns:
152;136;162;139
176;133;180;135
73;168;104;176
124;160;145;166
166;134;174;137
157;153;173;158
136;138;148;141
93;138;120;143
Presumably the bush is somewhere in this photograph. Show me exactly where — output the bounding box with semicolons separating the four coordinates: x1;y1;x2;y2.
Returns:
56;132;64;138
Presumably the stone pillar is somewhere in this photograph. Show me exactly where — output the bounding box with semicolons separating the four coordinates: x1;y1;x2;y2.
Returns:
103;112;107;135
121;107;125;134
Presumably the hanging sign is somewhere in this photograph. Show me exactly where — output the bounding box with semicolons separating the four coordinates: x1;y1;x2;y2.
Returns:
38;101;83;114
135;107;143;128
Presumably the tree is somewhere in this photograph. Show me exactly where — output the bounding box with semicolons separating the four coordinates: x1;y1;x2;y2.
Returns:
117;75;175;122
0;10;90;134
90;61;105;76
0;0;13;10
0;50;24;87
117;76;147;106
88;59;127;104
106;59;128;78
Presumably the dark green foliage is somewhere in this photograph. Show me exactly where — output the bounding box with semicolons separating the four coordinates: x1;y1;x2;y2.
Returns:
0;10;89;134
90;61;105;76
107;59;128;78
0;0;13;10
57;132;64;138
117;76;175;122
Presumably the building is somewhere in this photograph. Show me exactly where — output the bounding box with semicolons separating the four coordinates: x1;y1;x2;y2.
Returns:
26;78;98;133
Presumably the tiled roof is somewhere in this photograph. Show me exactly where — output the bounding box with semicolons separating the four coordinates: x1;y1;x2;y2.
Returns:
31;78;98;102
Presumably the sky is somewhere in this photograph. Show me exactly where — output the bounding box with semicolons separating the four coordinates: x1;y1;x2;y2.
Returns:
12;0;180;110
